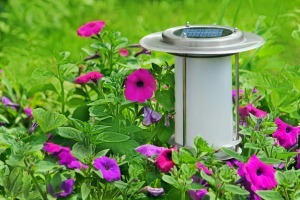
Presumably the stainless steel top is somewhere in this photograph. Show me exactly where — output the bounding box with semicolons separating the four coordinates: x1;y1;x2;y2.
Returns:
140;24;265;56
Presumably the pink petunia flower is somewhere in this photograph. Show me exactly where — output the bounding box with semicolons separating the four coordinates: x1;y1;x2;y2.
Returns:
74;74;90;84
272;118;299;149
74;71;103;85
239;103;267;121
88;71;103;81
232;89;244;101
155;147;177;173
118;48;129;56
196;162;212;175
135;144;166;157
237;155;277;198
77;20;105;37
124;69;157;103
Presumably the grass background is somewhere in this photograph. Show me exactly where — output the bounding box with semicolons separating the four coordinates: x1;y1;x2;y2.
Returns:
1;0;300;88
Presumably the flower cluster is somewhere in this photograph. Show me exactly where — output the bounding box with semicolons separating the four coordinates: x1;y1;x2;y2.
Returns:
43;142;88;169
74;71;103;84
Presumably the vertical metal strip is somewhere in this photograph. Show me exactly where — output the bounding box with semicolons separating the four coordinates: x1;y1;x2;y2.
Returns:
235;53;240;141
183;56;187;146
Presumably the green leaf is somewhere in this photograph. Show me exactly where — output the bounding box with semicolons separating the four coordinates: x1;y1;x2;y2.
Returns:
188;183;205;190
72;142;93;162
27;83;57;97
259;158;282;165
155;89;175;111
36;161;59;172
96;132;130;143
31;67;56;80
224;184;249;195
81;181;91;200
56;127;83;142
114;181;128;189
256;190;284;200
221;147;245;162
244;142;261;150
32;108;67;132
89;105;110;117
200;170;216;186
162;175;179;188
94;149;110;158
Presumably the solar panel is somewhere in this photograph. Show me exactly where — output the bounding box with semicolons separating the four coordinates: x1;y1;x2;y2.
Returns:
182;28;224;38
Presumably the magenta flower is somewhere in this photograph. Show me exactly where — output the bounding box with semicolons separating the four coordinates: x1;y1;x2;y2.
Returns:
135;144;166;157
189;176;208;200
24;108;33;118
239;103;267;121
43;142;87;170
94;156;121;182
77;20;105;37
296;150;300;169
139;106;162;126
43;142;66;154
119;48;129;56
74;71;103;85
196;162;212;175
238;155;277;193
48;178;75;197
155;147;177;173
232;89;244;101
0;96;20;110
124;69;157;103
74;74;90;84
272;118;299;149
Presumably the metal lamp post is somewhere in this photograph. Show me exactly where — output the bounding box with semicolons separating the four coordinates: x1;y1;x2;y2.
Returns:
140;23;264;157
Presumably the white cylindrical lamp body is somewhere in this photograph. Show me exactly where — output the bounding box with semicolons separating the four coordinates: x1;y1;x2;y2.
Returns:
174;55;233;148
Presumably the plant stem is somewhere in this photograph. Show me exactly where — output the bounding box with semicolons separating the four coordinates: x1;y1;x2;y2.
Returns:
60;79;65;114
24;160;48;200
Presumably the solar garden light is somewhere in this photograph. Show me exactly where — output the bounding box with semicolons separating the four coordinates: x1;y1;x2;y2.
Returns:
140;22;264;158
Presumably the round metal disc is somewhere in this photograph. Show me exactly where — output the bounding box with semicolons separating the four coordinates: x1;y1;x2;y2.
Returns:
140;25;265;56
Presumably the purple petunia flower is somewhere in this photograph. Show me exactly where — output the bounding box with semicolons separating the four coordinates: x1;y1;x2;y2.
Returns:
188;176;208;200
138;106;162;126
43;142;65;154
237;155;277;198
0;96;20;110
0;121;5;126
272;118;299;149
48;178;75;197
135;144;166;157
29;122;38;134
42;142;87;170
94;156;121;182
77;20;105;37
124;69;157;103
24;108;33;118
